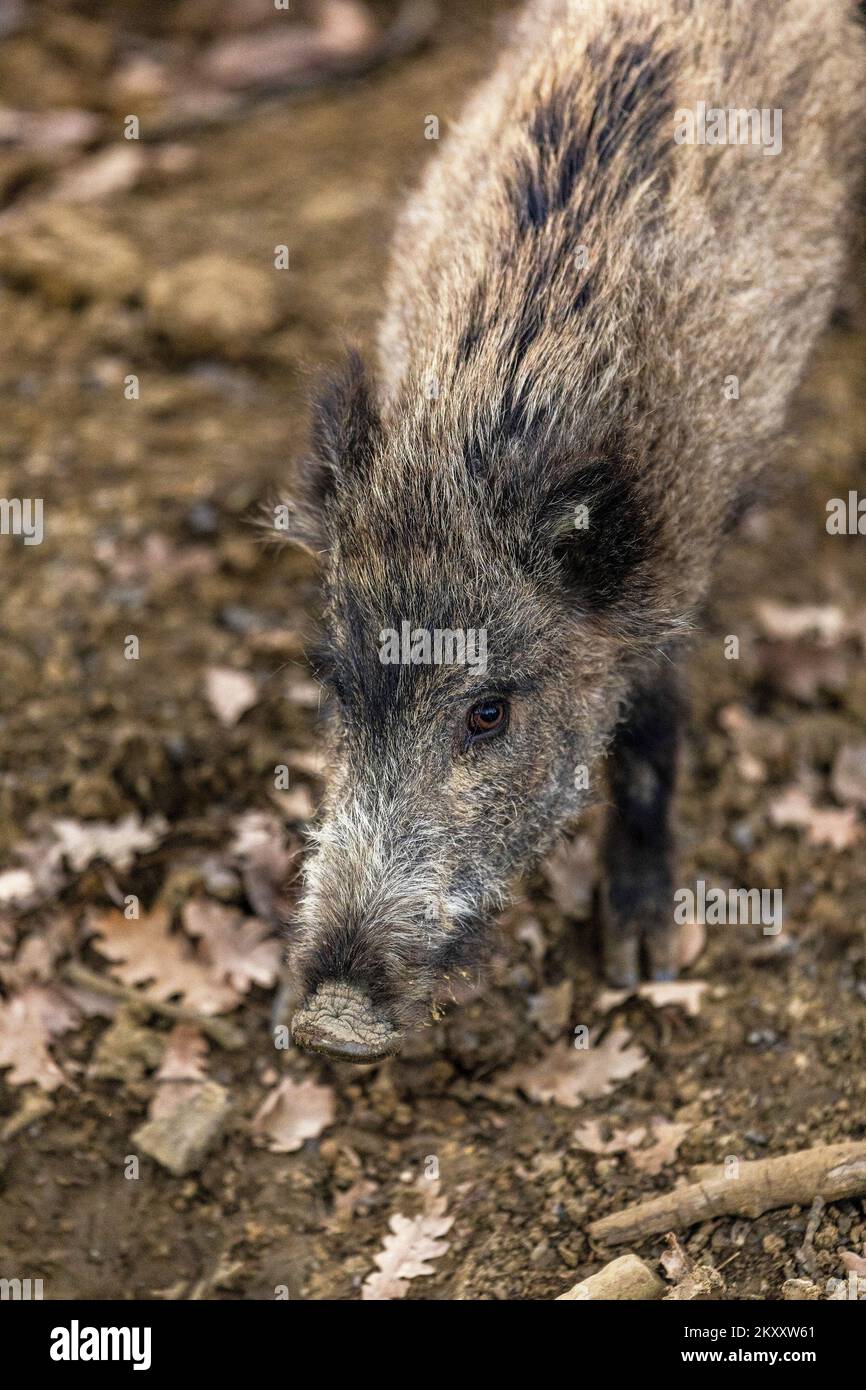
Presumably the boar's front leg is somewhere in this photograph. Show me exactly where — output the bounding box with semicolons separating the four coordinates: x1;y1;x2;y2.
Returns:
600;659;682;987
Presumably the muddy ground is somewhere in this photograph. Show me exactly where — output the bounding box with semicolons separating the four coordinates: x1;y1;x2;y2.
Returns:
0;0;864;1301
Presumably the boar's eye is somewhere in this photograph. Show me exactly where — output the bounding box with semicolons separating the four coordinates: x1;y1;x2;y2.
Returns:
466;698;509;745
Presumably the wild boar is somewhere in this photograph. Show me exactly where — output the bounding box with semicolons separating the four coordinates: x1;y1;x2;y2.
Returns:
284;0;865;1060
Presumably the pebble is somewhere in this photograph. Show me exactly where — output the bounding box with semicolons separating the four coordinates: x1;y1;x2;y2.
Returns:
220;604;267;634
132;1081;230;1177
0;207;142;305
185;500;219;536
145;253;280;357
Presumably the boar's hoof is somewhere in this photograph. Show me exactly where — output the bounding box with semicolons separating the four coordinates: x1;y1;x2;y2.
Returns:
291;982;401;1063
600;878;680;987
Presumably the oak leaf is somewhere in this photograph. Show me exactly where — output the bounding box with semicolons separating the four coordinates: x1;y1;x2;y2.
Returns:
362;1196;454;1301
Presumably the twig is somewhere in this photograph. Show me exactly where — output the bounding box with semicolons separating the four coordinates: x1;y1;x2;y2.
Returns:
589;1142;866;1246
715;1249;743;1273
62;962;245;1051
795;1194;825;1279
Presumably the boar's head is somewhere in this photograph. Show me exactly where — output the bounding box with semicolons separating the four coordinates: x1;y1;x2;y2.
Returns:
285;351;676;1061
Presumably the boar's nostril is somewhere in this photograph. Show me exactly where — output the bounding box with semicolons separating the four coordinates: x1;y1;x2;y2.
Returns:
291;981;401;1063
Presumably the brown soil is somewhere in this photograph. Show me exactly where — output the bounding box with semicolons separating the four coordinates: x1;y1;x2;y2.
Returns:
0;0;864;1301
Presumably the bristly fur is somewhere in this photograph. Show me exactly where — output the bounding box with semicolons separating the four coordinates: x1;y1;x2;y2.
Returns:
288;0;866;1039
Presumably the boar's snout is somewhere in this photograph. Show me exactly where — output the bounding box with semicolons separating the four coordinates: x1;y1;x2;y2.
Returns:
291;981;402;1063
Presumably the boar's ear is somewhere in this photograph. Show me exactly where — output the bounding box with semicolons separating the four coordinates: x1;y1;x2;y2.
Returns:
540;458;656;613
288;350;382;555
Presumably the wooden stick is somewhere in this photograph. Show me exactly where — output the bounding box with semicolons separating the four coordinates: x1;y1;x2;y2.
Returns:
589;1142;866;1246
795;1194;825;1279
557;1253;665;1300
62;962;246;1051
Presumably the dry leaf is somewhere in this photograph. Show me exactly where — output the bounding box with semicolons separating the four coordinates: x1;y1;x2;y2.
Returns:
201;1;378;90
515;915;547;964
0;839;65;910
630;1120;691;1175
285;748;326;777
716;703;771;780
270;785;314;823
329;1178;378;1230
718;703;787;762
754;601;846;644
769;786;862;850
96;533;216;589
0;869;38;908
205;666;258;725
572;1118;646;1155
285;674;322;708
183;899;281;993
251;1076;336;1153
501;1027;647;1107
230;810;297;924
0;985;79;1090
231;810;289;859
751;605;851;704
831;744;866;809
52;146;146;203
362;1195;454;1301
0;106;101;149
527;980;573;1040
543;834;596;919
665;1264;726;1300
768;787;814;828
0;916;74;988
49;814;166;872
573;1115;689;1171
801;807;863;850
597;980;708;1017
90;906;239;1015
660;1233;694;1283
756;640;849;703
156;1024;208;1082
717;706;769;780
149;1023;209;1120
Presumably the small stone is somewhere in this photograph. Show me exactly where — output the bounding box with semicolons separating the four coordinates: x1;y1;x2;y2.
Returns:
782;1278;821;1300
832;743;866;808
729;820;755;852
145;254;279;358
220;604;265;634
529;1239;554;1266
132;1081;230;1176
0;207;142;305
185;500;219;536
